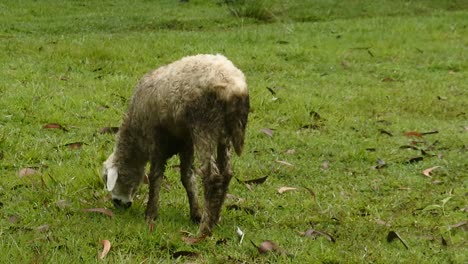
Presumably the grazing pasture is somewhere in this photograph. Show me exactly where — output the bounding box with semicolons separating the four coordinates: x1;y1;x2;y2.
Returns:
0;0;466;262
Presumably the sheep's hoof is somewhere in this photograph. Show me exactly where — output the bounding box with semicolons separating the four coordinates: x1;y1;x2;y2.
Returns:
145;209;158;222
190;212;202;223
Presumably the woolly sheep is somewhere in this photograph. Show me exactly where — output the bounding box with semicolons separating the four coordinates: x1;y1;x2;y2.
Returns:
102;54;249;236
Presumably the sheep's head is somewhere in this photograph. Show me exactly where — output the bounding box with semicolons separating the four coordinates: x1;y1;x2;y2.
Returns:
102;152;142;209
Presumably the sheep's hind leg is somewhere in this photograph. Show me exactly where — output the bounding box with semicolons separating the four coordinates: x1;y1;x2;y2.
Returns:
180;147;202;223
198;143;232;236
145;157;166;222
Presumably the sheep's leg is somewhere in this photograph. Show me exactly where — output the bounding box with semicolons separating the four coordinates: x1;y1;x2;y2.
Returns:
180;147;202;223
198;143;232;236
145;157;166;222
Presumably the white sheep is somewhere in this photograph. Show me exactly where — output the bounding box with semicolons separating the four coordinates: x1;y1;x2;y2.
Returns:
102;54;249;236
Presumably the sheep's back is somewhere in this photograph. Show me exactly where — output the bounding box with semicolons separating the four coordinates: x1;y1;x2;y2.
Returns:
130;54;247;128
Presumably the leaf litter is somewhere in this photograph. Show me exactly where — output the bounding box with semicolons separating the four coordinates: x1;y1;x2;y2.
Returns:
82;208;114;218
300;229;336;243
98;240;111;260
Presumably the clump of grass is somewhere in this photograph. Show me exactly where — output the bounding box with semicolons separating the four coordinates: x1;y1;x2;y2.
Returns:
224;0;277;22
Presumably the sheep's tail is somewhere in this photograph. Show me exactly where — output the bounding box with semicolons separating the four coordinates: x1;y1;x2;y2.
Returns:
225;94;250;156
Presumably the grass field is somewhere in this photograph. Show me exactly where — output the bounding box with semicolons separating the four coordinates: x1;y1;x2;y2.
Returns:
1;0;467;263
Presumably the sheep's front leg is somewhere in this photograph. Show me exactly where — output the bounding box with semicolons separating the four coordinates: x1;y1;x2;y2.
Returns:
198;143;232;236
145;158;166;222
180;148;202;223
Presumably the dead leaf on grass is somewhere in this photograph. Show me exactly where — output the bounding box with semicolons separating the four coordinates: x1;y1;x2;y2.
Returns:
379;129;393;137
237;176;268;185
404;130;438;137
406;156;423;164
98;240;111;260
422;166;441;177
253;240;293;256
8;215;21;224
172;250;199;259
375;219;391;227
449;220;467;231
64;142;85;150
277;186;298;194
18;168;39;178
387;231;409;249
301;229;336;243
43;123;68;132
303;186;316;201
275;160;293;166
226;204;255;215
181;235;207;245
260;128;274;137
36;224;50;232
404;131;423;138
373;159;387;169
82;208;113;218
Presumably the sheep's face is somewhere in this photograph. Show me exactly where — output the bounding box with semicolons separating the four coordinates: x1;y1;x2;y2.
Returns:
102;153;139;209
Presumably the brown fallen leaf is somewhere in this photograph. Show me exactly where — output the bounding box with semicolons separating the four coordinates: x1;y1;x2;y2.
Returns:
64;142;85;150
226;204;255;215
449;220;467;231
18;168;39;178
43;123;68;132
172;250;199;259
303;186;316;201
181;235;207;245
301;229;336;243
406;156;423;164
82;208;113;218
277;186;298;194
99;127;119;134
260;128;274;137
237;176;268;185
36;224;50;233
404;131;423;137
99;240;111;260
275;160;293;166
422;166;441;177
387;231;409;249
252;240;293;256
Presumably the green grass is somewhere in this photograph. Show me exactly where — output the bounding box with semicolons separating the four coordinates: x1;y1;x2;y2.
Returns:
1;0;467;263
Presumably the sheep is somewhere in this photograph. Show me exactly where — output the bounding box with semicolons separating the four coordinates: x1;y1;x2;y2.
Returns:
102;54;249;236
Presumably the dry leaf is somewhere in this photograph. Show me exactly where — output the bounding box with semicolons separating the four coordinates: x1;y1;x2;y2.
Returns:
182;235;206;245
301;229;336;243
404;131;423;137
260;128;274;137
387;231;409;249
406;156;423;164
83;208;113;218
64;142;85;150
36;224;50;232
321;161;330;169
43;123;68;132
18;168;38;178
172;250;199;259
449;220;467;231
275;160;293;166
422;166;441;177
277;187;298;194
237;176;268;185
99;240;111;260
226;204;255;215
304;186;316;201
253;240;293;256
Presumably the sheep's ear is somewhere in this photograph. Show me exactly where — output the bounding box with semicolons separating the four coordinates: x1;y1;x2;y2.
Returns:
106;167;118;191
